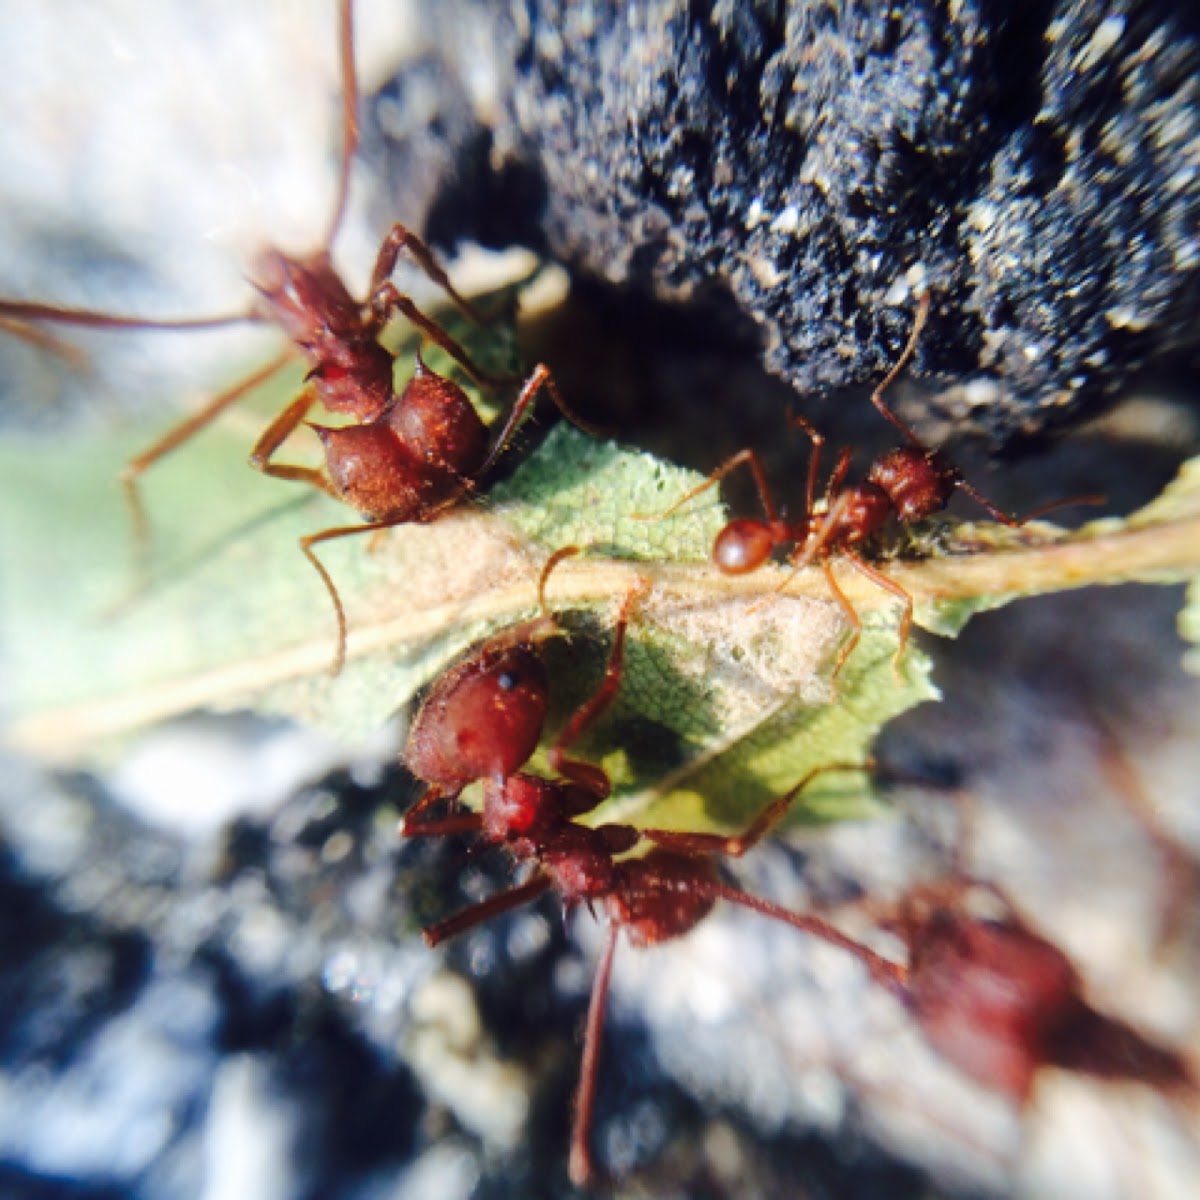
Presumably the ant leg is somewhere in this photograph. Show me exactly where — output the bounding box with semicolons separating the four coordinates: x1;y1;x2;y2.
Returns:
516;363;605;437
640;761;872;858
635;447;780;524
825;446;854;499
786;411;829;517
538;544;581;616
122;346;297;562
247;383;337;493
368;284;517;387
948;474;1022;528
699;881;907;992
488;363;603;457
547;575;652;798
423;875;554;948
569;922;619;1188
1012;492;1106;525
839;548;913;679
870;290;931;448
0;314;89;366
401;813;485;840
299;517;408;676
1090;715;1197;944
473;364;603;482
369;222;484;326
321;0;359;251
952;477;1104;529
398;784;449;833
823;559;864;681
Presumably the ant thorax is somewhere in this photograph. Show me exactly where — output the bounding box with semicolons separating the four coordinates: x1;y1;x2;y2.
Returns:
2;2;595;677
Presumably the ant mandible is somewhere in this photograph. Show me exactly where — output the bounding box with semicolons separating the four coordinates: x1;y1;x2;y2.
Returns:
650;292;1048;679
0;0;587;673
400;550;907;1186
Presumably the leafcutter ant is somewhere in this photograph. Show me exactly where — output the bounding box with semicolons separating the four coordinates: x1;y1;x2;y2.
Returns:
875;748;1194;1161
0;0;587;673
892;882;1195;1107
648;293;1093;678
400;553;906;1185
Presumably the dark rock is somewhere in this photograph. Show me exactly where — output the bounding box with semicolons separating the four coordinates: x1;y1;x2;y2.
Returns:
399;0;1200;439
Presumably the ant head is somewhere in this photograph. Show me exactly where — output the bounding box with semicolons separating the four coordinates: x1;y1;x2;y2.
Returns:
868;447;955;524
713;518;775;574
402;545;583;792
405;635;552;793
249;248;357;344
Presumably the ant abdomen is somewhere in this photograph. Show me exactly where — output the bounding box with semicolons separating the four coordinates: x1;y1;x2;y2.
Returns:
713;518;777;574
607;851;718;945
387;362;488;478
868;447;956;524
405;643;550;794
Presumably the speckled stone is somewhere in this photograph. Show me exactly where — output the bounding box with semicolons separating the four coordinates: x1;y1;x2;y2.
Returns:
407;0;1200;439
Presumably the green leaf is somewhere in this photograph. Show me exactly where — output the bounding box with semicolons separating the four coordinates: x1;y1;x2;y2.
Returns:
5;302;1200;836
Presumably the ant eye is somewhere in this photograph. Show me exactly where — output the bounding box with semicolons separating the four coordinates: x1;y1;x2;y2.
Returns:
497;672;517;691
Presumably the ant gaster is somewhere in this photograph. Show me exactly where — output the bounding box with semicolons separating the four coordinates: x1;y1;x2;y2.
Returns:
0;0;587;673
652;293;1082;678
400;550;907;1186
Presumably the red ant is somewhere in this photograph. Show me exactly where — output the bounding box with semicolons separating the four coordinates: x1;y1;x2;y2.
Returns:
649;293;1088;678
893;884;1195;1107
883;878;1197;1200
0;0;586;673
399;550;907;1186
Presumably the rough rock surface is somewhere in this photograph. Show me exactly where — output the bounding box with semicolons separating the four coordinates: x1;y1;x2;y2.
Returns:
404;0;1200;438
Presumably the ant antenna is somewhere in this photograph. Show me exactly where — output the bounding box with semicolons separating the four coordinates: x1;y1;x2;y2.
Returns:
0;314;90;367
324;0;360;252
870;289;932;448
0;300;260;332
538;545;582;616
